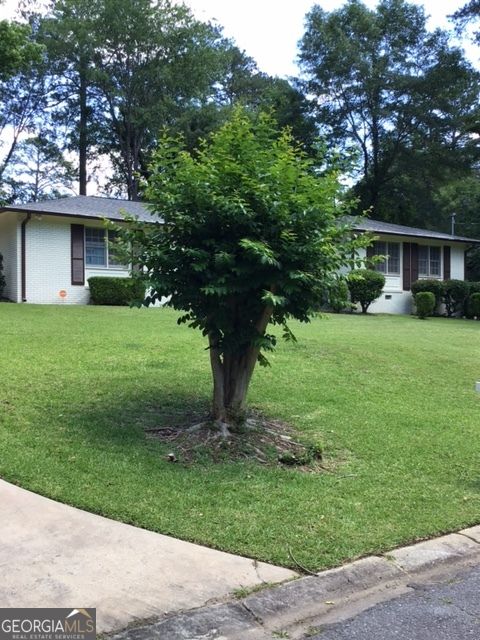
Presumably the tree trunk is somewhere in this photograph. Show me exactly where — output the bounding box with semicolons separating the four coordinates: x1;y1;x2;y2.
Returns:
208;337;258;425
208;306;273;429
79;54;88;196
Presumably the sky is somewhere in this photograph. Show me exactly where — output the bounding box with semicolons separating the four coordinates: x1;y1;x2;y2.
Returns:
0;0;476;77
182;0;475;77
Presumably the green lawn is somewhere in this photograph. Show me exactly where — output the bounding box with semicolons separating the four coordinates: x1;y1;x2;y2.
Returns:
1;304;479;571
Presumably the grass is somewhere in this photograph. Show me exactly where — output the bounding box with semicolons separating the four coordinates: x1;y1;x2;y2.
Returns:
1;304;479;572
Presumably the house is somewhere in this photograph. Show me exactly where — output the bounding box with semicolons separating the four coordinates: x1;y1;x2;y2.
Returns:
352;218;478;314
0;195;477;310
0;196;152;304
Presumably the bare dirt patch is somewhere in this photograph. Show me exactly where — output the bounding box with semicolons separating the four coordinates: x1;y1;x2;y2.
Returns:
144;411;327;471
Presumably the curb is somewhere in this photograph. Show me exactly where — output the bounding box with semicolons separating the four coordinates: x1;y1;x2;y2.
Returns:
109;525;480;640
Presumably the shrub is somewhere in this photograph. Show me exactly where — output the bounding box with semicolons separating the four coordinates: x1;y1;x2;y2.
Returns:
347;269;385;314
415;291;435;319
411;279;444;309
468;292;480;319
0;253;5;299
88;276;145;306
328;279;350;313
442;279;470;317
463;282;480;318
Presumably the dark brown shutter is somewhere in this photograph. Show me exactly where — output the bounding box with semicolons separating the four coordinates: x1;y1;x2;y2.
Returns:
411;243;419;284
403;242;411;290
443;246;451;281
71;224;85;285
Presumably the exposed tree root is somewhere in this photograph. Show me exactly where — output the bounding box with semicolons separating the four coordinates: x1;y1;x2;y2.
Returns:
145;411;328;471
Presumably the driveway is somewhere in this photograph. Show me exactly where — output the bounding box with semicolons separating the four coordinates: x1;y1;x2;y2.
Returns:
0;479;295;633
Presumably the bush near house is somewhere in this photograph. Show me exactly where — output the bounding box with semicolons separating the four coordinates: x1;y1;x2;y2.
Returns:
465;283;480;318
415;291;436;319
442;279;470;317
468;292;480;319
0;253;6;298
88;276;145;306
327;279;350;313
411;279;444;310
347;269;385;314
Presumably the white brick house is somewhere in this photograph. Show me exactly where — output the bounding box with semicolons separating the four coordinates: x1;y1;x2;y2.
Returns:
0;196;477;310
351;218;476;314
0;196;151;304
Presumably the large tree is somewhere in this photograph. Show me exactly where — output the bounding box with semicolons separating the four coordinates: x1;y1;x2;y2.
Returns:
2;135;76;203
0;14;44;197
121;109;368;428
452;1;480;44
38;0;100;195
298;0;480;227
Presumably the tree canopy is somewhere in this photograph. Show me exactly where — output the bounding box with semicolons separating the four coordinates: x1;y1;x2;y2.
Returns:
299;0;480;230
121;109;368;425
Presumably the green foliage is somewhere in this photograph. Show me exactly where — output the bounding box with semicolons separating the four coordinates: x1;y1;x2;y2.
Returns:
468;292;480;319
347;269;385;314
464;282;480;317
88;276;145;306
0;253;6;298
0;20;43;81
328;279;350;313
411;279;445;308
121;108;368;371
442;279;471;317
299;0;480;227
3;135;76;203
415;291;436;319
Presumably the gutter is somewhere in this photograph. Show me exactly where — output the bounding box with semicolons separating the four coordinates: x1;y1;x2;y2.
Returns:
21;213;32;302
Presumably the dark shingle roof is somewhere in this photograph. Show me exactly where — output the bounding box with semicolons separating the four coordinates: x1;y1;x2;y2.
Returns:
351;217;479;244
1;195;154;223
2;196;478;244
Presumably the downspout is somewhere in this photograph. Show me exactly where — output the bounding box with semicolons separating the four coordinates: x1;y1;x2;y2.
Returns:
21;213;32;302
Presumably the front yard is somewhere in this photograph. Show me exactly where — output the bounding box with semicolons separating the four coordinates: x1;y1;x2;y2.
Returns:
1;304;479;571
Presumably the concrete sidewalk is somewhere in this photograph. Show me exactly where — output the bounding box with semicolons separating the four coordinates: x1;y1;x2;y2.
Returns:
108;526;480;640
0;479;296;633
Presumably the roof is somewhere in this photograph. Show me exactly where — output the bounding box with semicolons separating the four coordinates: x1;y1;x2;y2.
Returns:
1;196;478;244
0;195;154;223
351;217;479;244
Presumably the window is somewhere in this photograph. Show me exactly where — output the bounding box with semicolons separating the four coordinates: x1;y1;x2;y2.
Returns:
418;246;441;278
372;241;400;275
85;228;126;269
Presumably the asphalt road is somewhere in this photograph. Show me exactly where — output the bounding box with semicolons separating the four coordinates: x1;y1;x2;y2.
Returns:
306;564;480;640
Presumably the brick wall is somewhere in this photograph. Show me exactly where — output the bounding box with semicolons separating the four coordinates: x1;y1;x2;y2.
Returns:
25;215;130;304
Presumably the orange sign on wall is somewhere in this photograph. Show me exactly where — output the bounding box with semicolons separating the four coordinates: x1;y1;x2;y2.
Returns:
59;290;67;299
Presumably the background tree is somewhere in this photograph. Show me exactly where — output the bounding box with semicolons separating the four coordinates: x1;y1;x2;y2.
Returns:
121;109;368;429
299;0;480;228
0;16;42;80
38;0;100;195
0;14;44;200
452;1;480;44
2;135;76;202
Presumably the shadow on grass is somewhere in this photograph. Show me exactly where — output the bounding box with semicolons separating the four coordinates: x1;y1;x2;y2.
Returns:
62;387;211;447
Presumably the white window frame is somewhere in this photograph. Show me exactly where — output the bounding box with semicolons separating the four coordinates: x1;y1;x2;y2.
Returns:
373;241;401;276
85;227;127;270
418;245;442;279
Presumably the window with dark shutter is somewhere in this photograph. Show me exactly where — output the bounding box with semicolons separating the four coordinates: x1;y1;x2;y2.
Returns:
71;224;85;285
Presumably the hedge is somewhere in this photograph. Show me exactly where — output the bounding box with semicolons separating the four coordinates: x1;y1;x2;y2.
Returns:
88;276;146;306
